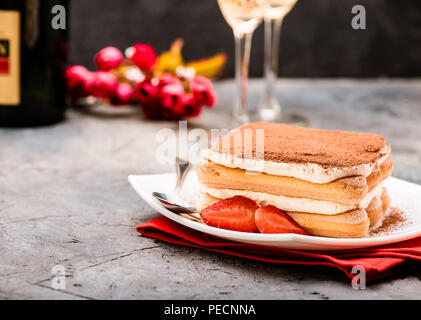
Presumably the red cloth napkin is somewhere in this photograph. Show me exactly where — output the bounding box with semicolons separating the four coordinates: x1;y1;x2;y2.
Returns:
136;217;421;282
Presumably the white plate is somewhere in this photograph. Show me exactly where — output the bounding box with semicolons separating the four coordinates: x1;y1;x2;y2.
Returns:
129;173;421;251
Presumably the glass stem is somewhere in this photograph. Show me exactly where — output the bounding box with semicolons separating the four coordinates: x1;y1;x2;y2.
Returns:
233;30;253;125
263;16;283;107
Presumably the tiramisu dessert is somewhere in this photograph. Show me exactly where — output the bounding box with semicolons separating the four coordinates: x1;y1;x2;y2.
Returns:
196;122;393;238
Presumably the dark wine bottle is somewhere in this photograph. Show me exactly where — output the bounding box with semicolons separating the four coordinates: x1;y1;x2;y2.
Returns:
0;0;68;127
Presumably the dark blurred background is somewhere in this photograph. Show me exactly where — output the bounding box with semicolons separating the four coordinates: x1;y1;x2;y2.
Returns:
69;0;421;78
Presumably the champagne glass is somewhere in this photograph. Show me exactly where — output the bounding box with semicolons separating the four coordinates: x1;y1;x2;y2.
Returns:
217;0;265;127
258;0;306;124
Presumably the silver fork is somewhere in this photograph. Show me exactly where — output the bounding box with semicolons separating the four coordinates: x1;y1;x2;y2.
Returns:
175;156;192;194
152;157;201;222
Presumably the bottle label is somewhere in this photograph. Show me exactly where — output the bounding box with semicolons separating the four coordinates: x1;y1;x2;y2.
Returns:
0;10;20;106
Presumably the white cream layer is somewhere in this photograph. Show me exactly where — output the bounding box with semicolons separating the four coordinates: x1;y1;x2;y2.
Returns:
203;184;384;215
202;146;390;184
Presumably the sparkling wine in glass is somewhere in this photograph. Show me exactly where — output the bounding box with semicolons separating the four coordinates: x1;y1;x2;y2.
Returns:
258;0;306;125
217;0;265;127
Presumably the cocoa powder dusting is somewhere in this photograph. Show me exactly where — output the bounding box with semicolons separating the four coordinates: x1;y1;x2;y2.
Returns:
369;207;410;237
213;122;388;168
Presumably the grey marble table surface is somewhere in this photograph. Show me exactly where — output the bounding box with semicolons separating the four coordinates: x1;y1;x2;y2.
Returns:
1;79;421;300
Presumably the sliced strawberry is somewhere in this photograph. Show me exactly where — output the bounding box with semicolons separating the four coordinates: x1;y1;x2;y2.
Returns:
200;196;259;232
255;205;308;235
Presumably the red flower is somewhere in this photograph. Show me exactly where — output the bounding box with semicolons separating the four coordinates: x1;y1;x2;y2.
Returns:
66;65;89;90
112;83;133;105
184;103;203;118
94;46;124;71
158;73;180;88
89;71;118;99
81;72;96;95
133;73;212;120
174;93;202;118
140;101;164;120
159;82;185;110
131;43;157;72
190;75;217;107
65;65;96;99
134;77;159;103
